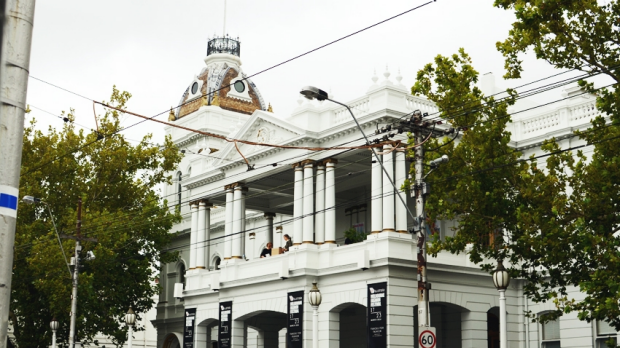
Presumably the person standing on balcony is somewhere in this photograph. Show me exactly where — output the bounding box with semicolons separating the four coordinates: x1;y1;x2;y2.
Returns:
283;234;293;251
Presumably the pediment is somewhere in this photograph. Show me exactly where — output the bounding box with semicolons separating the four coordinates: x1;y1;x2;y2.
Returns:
213;111;305;167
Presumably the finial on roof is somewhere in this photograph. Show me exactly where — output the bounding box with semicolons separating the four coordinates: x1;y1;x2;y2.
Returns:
372;69;378;84
396;68;403;84
383;65;391;80
267;103;273;112
168;107;175;121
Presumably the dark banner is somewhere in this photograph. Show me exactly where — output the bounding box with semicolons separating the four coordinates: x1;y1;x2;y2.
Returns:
287;290;304;348
219;301;233;348
367;282;387;348
183;308;196;348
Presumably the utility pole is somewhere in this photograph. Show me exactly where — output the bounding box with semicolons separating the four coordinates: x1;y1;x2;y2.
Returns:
68;198;82;348
415;130;430;328
0;1;36;348
372;109;453;341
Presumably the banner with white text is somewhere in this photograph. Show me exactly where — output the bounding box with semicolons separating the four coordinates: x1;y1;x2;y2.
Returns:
367;282;387;348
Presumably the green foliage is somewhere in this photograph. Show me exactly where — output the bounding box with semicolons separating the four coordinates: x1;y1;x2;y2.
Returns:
409;49;523;266
493;0;620;334
343;227;366;244
13;86;182;348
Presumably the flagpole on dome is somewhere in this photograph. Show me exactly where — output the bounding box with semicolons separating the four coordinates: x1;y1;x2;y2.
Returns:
223;0;227;36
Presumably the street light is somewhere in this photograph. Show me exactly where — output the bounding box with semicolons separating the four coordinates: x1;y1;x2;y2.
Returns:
125;307;136;348
492;261;511;348
308;282;322;348
50;318;59;348
21;196;71;277
299;86;416;222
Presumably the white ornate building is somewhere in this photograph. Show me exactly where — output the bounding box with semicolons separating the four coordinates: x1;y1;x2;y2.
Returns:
152;37;619;348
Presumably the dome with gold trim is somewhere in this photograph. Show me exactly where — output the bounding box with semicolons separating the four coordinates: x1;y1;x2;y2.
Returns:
170;35;267;121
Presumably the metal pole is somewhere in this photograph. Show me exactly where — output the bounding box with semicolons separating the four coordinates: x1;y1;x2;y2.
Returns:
68;198;82;348
52;330;57;348
312;306;319;348
415;130;430;328
499;289;507;348
127;326;133;348
0;1;36;347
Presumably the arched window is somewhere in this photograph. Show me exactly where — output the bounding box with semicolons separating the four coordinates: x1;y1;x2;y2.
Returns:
177;172;182;208
213;256;221;271
178;263;186;289
540;312;560;348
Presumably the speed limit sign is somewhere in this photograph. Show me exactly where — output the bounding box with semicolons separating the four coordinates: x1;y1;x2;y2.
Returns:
419;327;437;348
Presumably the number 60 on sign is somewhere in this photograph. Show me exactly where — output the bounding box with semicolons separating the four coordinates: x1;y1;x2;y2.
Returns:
419;327;436;348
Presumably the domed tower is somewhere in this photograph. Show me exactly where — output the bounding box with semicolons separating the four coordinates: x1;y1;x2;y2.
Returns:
170;35;267;121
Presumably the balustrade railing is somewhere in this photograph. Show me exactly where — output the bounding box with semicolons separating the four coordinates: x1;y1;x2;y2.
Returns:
207;37;241;57
333;97;370;124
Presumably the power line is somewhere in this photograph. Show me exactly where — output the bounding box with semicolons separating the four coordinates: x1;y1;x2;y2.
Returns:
24;1;435;174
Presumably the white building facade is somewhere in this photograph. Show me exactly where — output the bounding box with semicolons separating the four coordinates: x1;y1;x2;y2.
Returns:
152;38;618;348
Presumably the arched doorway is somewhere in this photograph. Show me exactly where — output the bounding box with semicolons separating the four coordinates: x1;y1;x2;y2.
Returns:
240;310;287;348
414;303;468;348
197;318;219;348
162;333;182;348
487;307;500;348
330;302;367;348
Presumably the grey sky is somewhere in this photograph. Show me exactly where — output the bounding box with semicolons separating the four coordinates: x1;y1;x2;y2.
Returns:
25;0;580;143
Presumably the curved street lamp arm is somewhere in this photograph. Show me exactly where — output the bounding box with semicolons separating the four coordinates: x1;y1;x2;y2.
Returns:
327;98;416;222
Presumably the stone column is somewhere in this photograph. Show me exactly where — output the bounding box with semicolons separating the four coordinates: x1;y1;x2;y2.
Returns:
204;202;212;270
196;200;207;269
302;160;315;244
224;186;234;260
314;163;326;244
395;147;408;233
264;213;275;246
241;187;247;259
371;147;383;233
293;163;304;245
382;145;395;232
232;185;244;259
324;159;337;243
189;202;199;269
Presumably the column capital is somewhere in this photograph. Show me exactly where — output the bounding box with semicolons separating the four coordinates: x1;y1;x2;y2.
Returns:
189;200;201;207
264;212;276;219
276;226;283;232
322;158;338;165
224;182;245;190
291;162;303;169
198;199;213;208
300;159;316;167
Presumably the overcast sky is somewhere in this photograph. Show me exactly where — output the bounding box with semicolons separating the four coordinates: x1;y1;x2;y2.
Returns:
25;0;587;144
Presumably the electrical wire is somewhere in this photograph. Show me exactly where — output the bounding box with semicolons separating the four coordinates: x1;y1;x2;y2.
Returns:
23;0;436;176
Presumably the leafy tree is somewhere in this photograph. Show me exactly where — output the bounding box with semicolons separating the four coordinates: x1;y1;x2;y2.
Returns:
12;87;181;348
412;0;620;337
408;48;527;273
492;0;620;330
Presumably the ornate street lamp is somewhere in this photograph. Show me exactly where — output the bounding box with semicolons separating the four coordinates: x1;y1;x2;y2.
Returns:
308;282;322;348
50;318;59;348
493;261;511;348
125;307;136;348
